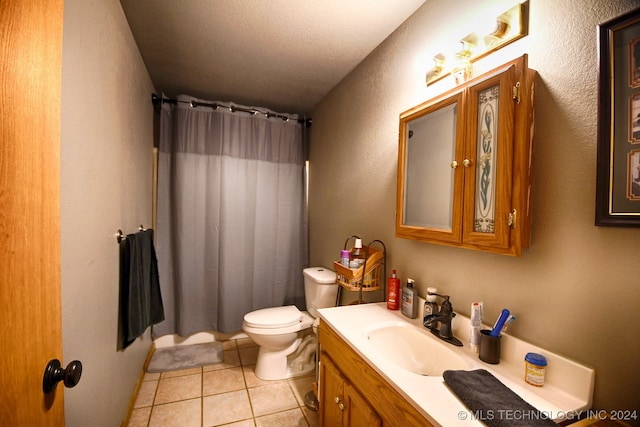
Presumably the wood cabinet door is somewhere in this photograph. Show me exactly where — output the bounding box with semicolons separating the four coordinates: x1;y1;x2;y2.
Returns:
462;63;517;250
319;355;346;426
320;353;382;427
344;383;382;427
396;91;466;244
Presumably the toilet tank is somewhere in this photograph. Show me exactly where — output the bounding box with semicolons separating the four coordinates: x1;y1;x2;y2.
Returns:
303;267;338;318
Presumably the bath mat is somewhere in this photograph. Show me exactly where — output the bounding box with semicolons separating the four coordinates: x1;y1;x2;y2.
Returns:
147;342;224;373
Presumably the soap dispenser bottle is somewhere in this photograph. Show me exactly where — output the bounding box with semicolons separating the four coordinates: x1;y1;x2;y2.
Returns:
423;287;439;317
401;278;418;319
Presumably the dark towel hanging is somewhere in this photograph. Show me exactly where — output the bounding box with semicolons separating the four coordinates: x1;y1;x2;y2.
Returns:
119;229;164;349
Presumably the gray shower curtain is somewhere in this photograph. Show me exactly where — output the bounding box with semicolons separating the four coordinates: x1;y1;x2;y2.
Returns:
154;95;308;336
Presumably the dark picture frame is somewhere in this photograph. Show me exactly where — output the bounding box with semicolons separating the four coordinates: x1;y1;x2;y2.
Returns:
596;7;640;226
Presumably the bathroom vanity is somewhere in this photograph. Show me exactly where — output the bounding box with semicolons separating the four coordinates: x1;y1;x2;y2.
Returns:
317;303;595;426
319;317;430;426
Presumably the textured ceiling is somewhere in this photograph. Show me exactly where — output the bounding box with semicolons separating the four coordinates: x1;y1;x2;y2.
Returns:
120;0;426;115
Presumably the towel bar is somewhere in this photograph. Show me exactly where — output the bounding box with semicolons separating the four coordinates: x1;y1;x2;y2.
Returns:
116;225;147;243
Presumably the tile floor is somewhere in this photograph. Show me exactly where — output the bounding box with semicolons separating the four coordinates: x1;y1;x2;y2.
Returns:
127;338;319;427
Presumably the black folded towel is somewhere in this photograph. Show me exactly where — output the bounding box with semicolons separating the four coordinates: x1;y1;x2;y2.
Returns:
119;229;165;349
443;369;557;427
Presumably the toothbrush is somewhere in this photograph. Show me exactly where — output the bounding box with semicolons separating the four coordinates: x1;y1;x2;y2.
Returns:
490;309;510;337
501;314;516;333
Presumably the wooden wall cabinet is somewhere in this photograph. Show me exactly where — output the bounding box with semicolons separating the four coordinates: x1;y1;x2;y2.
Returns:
318;319;434;426
396;55;536;256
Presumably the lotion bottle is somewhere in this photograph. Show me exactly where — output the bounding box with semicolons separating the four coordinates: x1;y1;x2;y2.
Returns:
401;278;418;318
349;238;365;268
387;270;400;310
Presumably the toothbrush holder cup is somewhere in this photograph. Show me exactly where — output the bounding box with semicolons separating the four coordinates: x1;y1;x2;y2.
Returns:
479;329;501;364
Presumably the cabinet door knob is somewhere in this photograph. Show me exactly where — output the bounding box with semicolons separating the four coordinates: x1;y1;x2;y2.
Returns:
462;158;472;167
338;402;345;411
450;160;458;169
334;396;341;404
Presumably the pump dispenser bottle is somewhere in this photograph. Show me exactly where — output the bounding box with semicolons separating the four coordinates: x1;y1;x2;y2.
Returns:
423;287;439;317
401;278;418;318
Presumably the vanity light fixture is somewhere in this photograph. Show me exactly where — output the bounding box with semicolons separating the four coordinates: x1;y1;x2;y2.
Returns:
426;1;529;86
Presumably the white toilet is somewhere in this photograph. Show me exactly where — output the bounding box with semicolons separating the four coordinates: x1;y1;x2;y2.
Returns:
242;267;338;380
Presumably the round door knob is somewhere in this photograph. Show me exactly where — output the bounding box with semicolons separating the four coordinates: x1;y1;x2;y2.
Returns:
462;159;472;167
43;359;82;393
338;402;345;411
450;160;458;169
334;396;341;404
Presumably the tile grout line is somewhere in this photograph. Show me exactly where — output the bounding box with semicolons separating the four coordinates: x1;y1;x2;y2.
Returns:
148;371;160;426
288;378;311;427
238;339;259;423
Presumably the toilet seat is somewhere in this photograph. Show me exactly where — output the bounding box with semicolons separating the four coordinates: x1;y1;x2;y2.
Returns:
242;306;314;336
243;305;302;329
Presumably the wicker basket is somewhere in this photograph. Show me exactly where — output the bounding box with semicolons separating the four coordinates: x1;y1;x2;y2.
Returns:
333;245;384;292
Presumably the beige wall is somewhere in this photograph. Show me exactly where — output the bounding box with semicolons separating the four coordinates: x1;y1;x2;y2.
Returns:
61;0;155;425
310;0;640;414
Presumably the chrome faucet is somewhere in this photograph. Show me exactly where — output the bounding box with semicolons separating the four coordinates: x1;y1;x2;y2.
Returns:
423;292;463;346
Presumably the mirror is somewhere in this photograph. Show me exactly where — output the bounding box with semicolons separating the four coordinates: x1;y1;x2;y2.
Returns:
404;103;457;229
396;91;465;243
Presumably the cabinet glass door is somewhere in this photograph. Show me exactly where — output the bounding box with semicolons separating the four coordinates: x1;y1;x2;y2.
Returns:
463;64;516;249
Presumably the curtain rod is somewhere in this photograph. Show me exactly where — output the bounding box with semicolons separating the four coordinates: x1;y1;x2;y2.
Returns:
151;93;312;127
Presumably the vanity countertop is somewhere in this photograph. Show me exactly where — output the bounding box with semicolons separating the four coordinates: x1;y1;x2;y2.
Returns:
318;302;595;426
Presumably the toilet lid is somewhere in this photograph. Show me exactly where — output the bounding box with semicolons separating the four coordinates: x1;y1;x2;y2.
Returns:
243;305;302;329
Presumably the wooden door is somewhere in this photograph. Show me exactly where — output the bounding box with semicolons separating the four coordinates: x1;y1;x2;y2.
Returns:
319;355;345;426
0;1;65;425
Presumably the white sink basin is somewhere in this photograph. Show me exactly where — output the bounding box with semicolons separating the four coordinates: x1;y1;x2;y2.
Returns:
365;321;470;376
